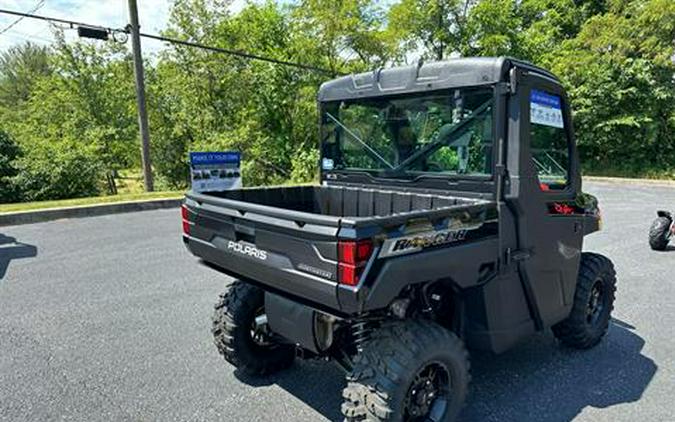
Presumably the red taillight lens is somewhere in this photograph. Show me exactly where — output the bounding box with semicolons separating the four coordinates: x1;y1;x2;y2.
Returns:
338;240;373;265
181;205;191;235
338;240;373;286
552;202;575;215
338;263;359;286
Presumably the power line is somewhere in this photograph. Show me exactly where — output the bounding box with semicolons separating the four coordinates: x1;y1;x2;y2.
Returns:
0;1;45;36
0;28;53;44
0;8;118;33
138;31;338;75
0;7;340;76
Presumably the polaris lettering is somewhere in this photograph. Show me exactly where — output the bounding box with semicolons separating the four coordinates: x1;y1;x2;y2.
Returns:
227;241;268;260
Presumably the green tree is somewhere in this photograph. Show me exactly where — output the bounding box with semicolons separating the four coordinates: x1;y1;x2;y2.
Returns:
11;137;102;201
290;0;392;70
387;0;476;61
516;0;608;62
0;130;21;202
50;36;139;193
463;0;522;57
0;42;52;107
1;0;674;205
0;37;138;199
549;0;675;173
7;72;105;200
150;0;341;187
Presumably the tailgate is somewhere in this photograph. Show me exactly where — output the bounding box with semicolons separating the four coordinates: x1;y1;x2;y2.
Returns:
183;193;342;309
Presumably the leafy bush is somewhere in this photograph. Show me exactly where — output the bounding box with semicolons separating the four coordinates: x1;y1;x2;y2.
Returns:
0;130;21;202
13;140;102;201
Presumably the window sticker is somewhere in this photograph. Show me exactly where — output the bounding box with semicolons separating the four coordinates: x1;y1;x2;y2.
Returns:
322;158;334;170
530;89;564;129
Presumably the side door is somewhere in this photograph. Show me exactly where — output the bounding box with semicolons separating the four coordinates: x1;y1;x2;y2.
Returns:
505;68;584;328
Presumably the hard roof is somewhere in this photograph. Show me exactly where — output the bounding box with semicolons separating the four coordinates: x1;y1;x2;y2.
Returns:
318;57;558;102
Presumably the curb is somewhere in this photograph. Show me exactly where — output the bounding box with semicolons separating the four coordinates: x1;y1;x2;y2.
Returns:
583;176;675;187
0;198;182;227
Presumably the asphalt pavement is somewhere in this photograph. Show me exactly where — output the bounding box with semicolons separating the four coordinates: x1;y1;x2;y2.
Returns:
1;181;674;422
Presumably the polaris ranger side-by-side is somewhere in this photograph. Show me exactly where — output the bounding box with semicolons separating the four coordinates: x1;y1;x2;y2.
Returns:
182;57;617;422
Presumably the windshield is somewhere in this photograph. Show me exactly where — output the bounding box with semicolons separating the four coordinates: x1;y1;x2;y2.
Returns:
321;88;494;178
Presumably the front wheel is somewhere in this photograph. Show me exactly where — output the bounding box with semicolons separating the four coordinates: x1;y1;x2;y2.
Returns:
553;253;616;349
342;320;470;422
212;280;295;375
649;216;672;251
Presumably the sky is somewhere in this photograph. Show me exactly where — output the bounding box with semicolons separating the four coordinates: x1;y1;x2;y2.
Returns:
0;0;248;54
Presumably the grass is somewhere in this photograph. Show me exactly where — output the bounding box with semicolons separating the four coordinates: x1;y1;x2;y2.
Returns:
0;168;185;214
115;169;147;195
0;191;185;214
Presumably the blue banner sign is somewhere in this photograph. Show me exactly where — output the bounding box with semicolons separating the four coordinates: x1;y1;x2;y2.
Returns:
190;152;241;166
189;151;242;193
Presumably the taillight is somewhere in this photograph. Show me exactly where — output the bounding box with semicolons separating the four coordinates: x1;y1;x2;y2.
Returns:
338;240;373;286
552;202;575;215
338;240;373;265
181;204;192;235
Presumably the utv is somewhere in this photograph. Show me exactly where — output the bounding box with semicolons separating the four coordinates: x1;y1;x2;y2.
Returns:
182;57;616;421
649;210;674;250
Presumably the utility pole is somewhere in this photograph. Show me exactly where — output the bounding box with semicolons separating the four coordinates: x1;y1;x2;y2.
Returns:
127;0;154;192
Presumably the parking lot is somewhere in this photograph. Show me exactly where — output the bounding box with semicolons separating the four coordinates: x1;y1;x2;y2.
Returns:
1;180;674;422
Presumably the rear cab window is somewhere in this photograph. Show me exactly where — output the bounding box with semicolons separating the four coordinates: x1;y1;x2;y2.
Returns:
320;88;494;178
529;89;569;191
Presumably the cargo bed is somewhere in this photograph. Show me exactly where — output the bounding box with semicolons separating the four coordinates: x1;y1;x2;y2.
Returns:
187;185;490;229
183;185;496;312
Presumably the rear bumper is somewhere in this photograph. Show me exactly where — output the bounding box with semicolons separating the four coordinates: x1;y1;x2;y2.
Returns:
184;235;342;311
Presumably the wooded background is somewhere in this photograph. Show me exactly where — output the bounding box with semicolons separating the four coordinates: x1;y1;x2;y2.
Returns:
0;0;673;203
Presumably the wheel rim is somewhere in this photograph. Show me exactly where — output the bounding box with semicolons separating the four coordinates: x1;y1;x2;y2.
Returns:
403;362;451;422
586;279;606;326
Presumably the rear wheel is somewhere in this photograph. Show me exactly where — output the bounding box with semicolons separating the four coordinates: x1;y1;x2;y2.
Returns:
649;216;672;251
212;280;295;375
342;320;470;422
553;253;616;349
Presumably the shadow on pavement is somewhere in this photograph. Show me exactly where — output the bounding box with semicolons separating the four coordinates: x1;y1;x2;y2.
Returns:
235;360;345;421
236;318;655;422
0;233;38;279
460;319;655;421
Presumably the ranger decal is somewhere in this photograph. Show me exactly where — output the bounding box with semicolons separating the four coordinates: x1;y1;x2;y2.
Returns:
380;224;481;258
